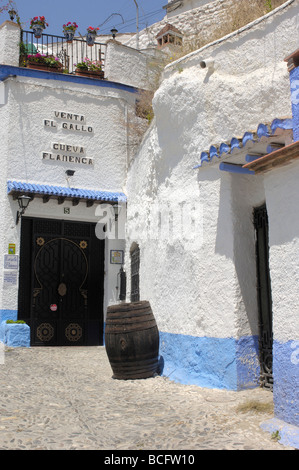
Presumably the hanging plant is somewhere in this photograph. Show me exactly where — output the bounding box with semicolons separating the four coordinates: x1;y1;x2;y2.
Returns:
30;16;48;38
86;26;99;46
63;21;78;43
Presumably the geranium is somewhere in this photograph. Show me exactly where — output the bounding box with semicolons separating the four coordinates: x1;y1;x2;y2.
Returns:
74;57;102;72
27;52;46;63
63;21;78;32
27;53;61;68
87;59;102;72
44;56;61;68
87;26;99;34
30;15;48;29
74;58;89;70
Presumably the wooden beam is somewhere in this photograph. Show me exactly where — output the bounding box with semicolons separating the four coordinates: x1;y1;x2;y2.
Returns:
284;48;299;72
243;140;299;174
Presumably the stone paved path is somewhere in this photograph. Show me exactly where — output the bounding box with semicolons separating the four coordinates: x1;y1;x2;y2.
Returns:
0;346;295;451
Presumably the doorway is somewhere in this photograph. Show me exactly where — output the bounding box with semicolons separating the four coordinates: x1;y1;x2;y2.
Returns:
18;217;105;346
254;205;273;389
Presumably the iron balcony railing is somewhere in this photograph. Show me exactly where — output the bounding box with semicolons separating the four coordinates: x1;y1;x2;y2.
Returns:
20;30;106;75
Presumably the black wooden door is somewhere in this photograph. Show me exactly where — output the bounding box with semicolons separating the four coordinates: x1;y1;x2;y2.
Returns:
254;205;273;389
18;218;104;346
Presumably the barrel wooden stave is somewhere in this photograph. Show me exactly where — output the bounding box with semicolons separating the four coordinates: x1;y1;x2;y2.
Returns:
105;301;159;380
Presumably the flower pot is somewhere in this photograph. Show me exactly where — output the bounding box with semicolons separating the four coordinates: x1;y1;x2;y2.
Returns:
64;30;75;43
32;25;44;38
75;68;104;79
86;31;97;46
27;62;63;73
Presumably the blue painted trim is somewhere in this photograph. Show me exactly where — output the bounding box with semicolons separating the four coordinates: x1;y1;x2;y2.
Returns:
230;137;241;151
242;132;254;146
245;154;263;163
273;339;299;428
7;180;127;203
236;335;260;390
193;118;293;170
0;322;30;348
257;123;270;138
209;145;219;161
271;118;293;133
290;67;299;142
159;331;260;390
0;310;30;347
266;144;282;154
219;162;255;175
0;64;139;94
261;418;299;449
0;309;17;323
219;142;230;155
200;151;209;164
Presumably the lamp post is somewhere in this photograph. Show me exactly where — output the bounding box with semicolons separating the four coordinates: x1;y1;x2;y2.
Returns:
133;0;139;50
111;27;118;39
8;9;16;21
16;195;32;225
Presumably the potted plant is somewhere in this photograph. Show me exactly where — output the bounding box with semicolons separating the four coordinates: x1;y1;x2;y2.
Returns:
27;53;63;72
74;58;88;73
30;16;48;38
63;21;78;43
74;57;104;78
44;55;63;71
86;26;99;46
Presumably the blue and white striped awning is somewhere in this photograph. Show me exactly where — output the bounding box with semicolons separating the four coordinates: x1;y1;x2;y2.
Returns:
7;180;126;203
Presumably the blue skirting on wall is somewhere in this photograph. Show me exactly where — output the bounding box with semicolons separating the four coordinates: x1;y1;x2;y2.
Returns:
0;309;18;323
273;339;299;427
159;331;260;390
0;309;30;348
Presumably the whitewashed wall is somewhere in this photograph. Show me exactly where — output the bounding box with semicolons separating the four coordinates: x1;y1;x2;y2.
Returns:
4;76;135;189
125;0;299;390
0;71;137;321
105;41;154;90
0;21;20;67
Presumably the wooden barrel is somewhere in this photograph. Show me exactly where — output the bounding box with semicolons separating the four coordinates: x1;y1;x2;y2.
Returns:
105;301;159;380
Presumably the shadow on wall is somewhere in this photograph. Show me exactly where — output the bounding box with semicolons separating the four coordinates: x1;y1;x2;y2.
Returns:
213;169;265;337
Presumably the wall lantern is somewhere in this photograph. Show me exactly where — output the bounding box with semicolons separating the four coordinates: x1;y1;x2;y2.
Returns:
16;195;32;224
111;27;118;39
8;9;17;21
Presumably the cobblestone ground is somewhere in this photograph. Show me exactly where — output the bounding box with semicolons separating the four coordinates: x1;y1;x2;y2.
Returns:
0;346;295;451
